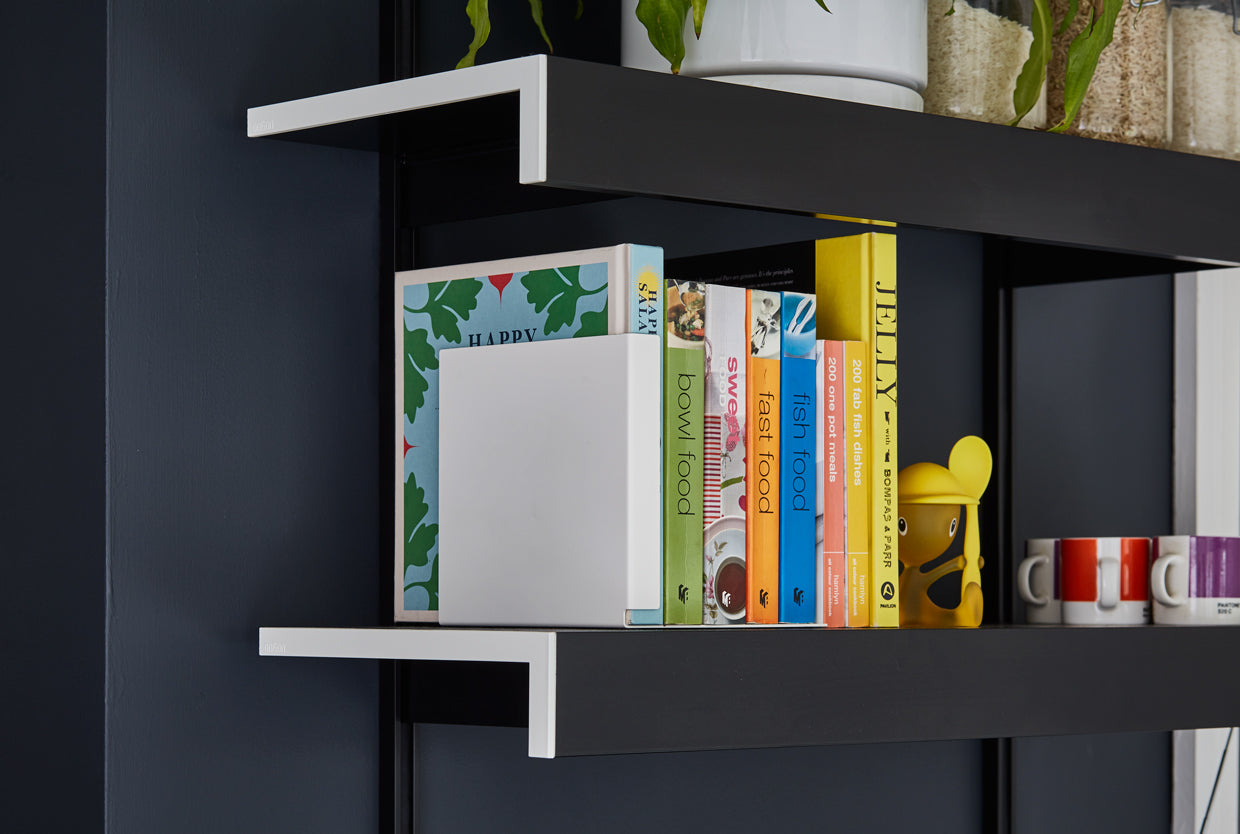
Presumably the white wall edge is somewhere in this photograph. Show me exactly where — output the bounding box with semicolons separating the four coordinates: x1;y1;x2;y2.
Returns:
258;627;558;757
1173;269;1240;536
1173;272;1198;535
1172;268;1240;834
1193;269;1240;535
246;56;548;187
1174;729;1198;834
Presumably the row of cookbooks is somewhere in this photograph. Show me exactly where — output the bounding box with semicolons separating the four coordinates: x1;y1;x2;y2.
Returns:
395;233;898;628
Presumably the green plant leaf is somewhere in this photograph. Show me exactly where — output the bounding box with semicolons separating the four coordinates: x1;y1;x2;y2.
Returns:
456;0;491;69
1010;0;1053;126
403;327;437;417
523;265;605;335
575;0;583;20
810;0;832;11
528;0;553;52
575;307;609;337
1050;0;1121;133
636;0;692;73
414;278;482;344
691;0;707;37
1089;0;1107;29
1057;0;1080;35
946;0;955;14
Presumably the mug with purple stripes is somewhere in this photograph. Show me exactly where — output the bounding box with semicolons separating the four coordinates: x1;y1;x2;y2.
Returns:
1151;536;1240;625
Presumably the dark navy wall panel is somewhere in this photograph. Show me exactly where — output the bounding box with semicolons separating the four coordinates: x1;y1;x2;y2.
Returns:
1011;274;1173;550
897;228;986;466
1;1;106;830
1010;275;1174;831
105;1;380;832
1013;732;1171;834
418;725;983;834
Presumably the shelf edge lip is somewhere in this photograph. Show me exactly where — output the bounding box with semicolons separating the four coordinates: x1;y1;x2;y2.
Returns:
258;626;558;758
257;625;552;663
245;55;548;184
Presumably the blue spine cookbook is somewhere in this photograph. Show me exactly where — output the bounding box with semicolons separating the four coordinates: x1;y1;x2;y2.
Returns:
779;291;818;623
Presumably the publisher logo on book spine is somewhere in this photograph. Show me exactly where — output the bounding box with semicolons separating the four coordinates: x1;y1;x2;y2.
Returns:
759;589;770;608
793;588;805;607
880;581;896;601
678;584;689;603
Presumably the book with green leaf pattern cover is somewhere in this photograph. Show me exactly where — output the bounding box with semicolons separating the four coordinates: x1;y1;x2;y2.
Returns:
396;245;663;622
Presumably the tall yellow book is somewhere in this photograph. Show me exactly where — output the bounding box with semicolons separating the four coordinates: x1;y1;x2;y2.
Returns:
816;234;898;628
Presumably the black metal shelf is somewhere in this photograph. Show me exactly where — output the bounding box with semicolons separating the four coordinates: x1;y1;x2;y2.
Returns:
250;55;1240;271
262;625;1240;757
550;626;1240;755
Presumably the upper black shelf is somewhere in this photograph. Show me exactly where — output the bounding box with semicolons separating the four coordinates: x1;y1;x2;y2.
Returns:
261;625;1240;758
249;55;1240;267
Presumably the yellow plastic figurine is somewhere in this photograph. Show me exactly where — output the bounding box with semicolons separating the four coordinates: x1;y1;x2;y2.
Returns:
898;435;993;628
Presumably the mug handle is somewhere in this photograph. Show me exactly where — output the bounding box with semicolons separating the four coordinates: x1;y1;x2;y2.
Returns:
1151;554;1186;607
1017;555;1049;605
1098;553;1120;609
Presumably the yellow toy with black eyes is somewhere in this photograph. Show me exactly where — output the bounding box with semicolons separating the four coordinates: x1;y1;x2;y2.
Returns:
898;436;993;628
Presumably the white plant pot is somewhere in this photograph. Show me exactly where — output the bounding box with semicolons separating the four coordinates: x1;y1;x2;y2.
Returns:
621;0;928;111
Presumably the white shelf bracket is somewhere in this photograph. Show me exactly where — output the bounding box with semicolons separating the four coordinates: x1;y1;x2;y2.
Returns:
246;55;549;185
259;627;558;758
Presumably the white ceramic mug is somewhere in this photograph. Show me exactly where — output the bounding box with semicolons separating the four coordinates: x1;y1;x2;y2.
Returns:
1017;538;1061;623
1151;536;1240;625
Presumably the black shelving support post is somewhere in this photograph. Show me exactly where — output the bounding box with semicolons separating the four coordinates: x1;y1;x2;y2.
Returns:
981;239;1014;626
382;1;416;832
384;663;415;834
983;737;1013;834
980;238;1016;834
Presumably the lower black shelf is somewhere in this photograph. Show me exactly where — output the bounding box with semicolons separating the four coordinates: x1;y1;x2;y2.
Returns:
260;625;1240;757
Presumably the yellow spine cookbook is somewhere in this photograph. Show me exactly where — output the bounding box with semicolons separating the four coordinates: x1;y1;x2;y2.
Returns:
816;234;898;628
842;340;870;627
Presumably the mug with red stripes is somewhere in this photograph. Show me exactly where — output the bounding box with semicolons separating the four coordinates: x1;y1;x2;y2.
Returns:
1060;537;1152;625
